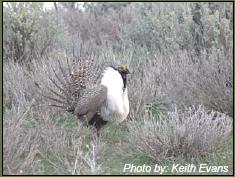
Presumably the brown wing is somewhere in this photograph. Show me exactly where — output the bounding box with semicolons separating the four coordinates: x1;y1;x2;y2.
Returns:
74;85;107;116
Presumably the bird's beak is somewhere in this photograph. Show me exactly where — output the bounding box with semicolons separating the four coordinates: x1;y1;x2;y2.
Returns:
126;69;131;74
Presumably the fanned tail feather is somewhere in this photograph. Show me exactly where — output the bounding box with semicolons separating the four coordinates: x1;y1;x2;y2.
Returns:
35;58;96;114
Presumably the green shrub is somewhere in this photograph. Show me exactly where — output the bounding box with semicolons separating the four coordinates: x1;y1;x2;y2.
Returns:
3;2;59;63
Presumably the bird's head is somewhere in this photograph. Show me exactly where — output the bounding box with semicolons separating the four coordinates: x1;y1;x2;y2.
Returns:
115;64;130;75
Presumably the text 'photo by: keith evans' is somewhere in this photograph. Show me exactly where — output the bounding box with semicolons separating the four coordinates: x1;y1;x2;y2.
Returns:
3;1;233;175
123;164;229;174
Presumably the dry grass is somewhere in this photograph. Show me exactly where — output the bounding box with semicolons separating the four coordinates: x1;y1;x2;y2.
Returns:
158;50;233;116
128;105;233;162
3;103;105;175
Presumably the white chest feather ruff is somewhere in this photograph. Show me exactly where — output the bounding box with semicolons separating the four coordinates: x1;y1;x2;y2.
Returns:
100;67;129;123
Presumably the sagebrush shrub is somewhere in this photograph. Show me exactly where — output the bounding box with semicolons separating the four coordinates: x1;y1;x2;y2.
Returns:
128;105;232;162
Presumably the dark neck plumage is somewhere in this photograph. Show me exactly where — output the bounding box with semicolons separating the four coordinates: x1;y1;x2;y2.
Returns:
120;73;127;90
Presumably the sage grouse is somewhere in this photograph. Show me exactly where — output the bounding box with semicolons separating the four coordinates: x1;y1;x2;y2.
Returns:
38;59;130;135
